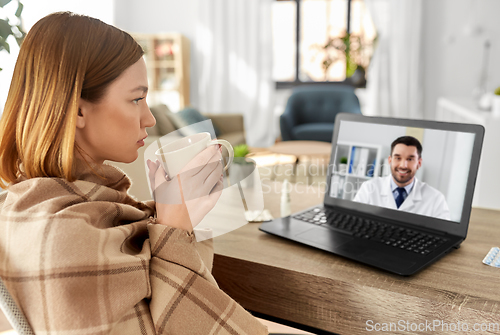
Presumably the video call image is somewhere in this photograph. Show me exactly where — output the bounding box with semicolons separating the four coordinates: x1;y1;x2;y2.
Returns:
330;121;476;223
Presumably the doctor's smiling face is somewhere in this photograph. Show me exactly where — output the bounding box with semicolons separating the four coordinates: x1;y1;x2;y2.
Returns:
388;143;422;187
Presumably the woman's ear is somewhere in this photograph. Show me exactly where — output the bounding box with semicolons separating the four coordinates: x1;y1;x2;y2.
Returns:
76;98;89;129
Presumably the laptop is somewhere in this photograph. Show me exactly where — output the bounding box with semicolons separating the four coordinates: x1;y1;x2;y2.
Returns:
260;113;484;275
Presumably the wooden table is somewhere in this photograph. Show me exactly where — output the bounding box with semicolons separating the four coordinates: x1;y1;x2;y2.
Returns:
267;141;332;184
211;179;500;334
269;141;332;157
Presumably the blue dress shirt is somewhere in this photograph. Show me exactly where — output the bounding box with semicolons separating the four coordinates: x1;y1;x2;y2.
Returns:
390;177;415;204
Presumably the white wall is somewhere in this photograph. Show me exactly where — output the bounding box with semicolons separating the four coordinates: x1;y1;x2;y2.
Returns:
446;132;475;221
21;0;114;27
114;0;197;36
423;0;500;119
114;0;200;107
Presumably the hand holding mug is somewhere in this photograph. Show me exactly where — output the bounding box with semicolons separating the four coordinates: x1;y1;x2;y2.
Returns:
147;134;231;232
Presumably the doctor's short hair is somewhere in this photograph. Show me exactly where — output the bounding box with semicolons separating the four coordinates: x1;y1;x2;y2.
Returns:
390;136;422;158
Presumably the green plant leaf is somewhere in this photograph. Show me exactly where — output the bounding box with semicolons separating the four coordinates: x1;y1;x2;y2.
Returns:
0;19;13;39
0;38;10;53
234;144;250;158
15;1;23;17
346;55;357;77
0;0;12;8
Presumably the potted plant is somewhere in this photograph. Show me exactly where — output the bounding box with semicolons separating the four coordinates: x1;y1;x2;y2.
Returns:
493;87;500;117
234;144;250;160
311;30;375;87
231;144;255;187
339;156;348;175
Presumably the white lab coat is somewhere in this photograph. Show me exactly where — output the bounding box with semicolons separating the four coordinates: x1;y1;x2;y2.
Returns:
353;175;451;220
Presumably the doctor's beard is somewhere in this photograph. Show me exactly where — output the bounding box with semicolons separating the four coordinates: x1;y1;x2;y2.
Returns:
391;167;416;186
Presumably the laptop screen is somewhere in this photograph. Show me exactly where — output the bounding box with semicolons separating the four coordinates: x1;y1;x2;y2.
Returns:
326;114;484;235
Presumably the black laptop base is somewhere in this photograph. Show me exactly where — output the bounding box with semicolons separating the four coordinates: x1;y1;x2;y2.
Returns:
259;205;463;276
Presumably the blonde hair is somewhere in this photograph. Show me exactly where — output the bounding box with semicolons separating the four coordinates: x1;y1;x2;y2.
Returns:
0;12;144;188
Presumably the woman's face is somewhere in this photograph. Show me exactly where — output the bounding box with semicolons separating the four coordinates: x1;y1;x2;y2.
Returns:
75;58;156;164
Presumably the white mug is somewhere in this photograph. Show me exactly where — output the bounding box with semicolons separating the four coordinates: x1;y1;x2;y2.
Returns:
155;132;234;178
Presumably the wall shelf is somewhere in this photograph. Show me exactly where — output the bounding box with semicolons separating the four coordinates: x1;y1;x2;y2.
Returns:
132;33;190;111
330;141;383;200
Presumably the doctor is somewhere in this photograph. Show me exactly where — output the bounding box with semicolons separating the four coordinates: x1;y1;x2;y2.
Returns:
353;136;451;220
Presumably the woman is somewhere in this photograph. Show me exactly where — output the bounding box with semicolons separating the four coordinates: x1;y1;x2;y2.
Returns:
0;12;267;334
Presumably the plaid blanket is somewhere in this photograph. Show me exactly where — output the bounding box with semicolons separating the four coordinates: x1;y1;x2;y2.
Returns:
0;163;267;334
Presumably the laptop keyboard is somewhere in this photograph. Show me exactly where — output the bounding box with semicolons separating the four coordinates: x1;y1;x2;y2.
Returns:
293;207;448;256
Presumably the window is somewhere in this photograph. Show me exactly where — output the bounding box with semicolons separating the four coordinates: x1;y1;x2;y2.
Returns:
272;0;376;88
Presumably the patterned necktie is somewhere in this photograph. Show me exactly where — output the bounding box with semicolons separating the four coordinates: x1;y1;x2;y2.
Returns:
395;187;407;209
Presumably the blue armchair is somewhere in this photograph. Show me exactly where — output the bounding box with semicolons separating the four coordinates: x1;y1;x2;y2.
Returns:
280;85;362;142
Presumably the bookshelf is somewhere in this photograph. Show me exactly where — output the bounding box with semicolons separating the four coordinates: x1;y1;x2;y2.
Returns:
330;141;383;201
132;33;190;111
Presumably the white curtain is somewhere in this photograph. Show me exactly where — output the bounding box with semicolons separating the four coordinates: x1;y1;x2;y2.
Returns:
194;0;276;147
364;0;424;119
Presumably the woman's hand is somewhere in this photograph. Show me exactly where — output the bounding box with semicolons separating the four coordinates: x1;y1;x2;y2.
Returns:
147;145;224;232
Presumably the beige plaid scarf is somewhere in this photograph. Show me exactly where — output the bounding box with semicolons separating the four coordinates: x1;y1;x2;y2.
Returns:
0;162;267;334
